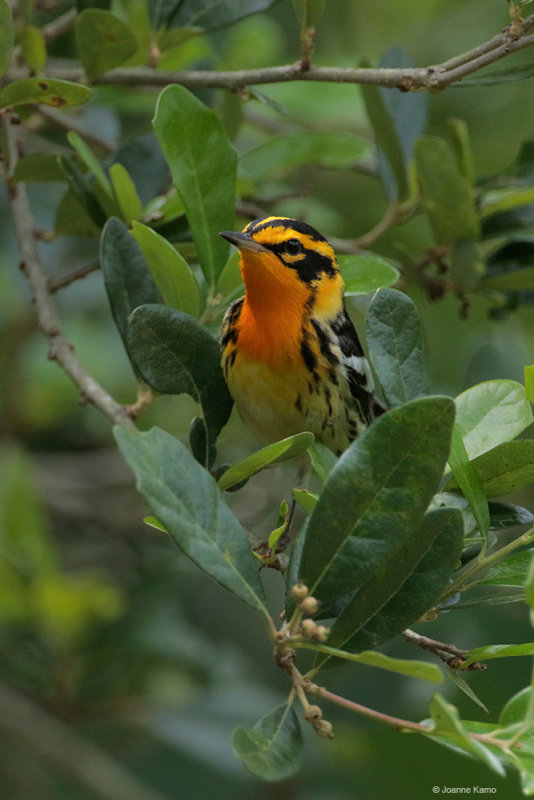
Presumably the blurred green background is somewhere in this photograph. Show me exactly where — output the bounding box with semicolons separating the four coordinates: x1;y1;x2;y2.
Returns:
2;0;534;797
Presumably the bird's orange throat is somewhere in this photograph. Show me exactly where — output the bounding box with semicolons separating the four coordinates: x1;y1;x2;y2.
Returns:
237;250;311;367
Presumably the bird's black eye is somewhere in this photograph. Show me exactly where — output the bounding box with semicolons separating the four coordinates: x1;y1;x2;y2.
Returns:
285;238;302;255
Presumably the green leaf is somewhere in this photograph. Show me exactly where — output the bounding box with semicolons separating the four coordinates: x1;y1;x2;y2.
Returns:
446;440;534;499
131;221;200;316
109;163;144;224
360;66;409;201
153;84;237;286
427;695;505;776
100;218;160;370
455;380;533;461
445;668;489;714
298;643;442;683
14;152;80;182
127;304;233;462
448;118;475;186
293;397;455;615
482;266;534;291
321;508;462;661
115;426;268;615
366;288;428;407
292;488;318;514
414;136;480;245
463;642;534;668
448;425;489;537
19;25;47;73
76;9;138;79
476;551;533;588
308;441;338;484
151;0;280;32
338;254;399;296
233;703;302;783
57;155;108;228
240;131;370;181
218;432;314;492
345;507;463;653
268;500;289;550
54;187;101;238
143;515;167;533
67;131;113;200
0;0;13;77
0;77;92;109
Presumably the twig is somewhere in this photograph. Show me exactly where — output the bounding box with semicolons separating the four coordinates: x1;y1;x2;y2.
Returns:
403;629;486;671
0;682;169;800
48;260;101;293
3;118;135;429
35;16;534;92
35;105;117;152
41;7;77;43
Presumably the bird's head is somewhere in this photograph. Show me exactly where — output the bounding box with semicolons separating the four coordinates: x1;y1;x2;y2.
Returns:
220;217;343;319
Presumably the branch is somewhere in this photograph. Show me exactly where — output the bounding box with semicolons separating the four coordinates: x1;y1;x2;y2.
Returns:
38;15;534;92
3;118;135;429
403;629;486;671
35;105;117;152
48;260;101;293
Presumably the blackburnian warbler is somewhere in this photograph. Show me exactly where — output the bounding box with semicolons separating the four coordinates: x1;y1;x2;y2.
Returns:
219;217;383;455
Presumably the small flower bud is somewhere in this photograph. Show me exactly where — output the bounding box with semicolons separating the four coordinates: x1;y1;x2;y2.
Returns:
300;619;318;638
304;704;322;722
299;596;319;615
291;583;309;603
316;720;334;739
314;625;330;642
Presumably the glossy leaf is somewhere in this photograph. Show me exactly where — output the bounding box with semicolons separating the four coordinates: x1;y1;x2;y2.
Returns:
339;254;399;296
109;163;144;224
448;425;489;537
153;84;237;286
414;136;479;245
100;218;160;373
0;0;13;77
233;703;302;783
115;426;268;615
366;288;428;407
345;507;462;653
240;132;370;181
131;221;200;316
76;9;138;79
455;379;533;462
0;77;91;109
445;441;534;498
218;432;314;492
293;396;455;614
20;25;47;73
127;304;233;461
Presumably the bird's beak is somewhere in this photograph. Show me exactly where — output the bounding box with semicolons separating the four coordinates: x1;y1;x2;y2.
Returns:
219;230;268;253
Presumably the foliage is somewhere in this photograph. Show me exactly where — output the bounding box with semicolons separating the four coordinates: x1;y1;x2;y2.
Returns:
4;0;534;797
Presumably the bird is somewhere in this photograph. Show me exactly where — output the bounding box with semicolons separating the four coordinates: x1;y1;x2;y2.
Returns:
219;216;383;456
